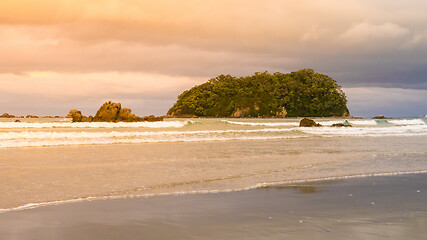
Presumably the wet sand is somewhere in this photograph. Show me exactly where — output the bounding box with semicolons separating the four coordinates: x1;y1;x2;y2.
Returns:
1;137;426;210
0;173;425;240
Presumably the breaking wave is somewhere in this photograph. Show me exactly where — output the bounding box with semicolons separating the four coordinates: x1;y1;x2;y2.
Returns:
0;121;189;129
223;120;298;126
2;123;427;148
0;129;303;148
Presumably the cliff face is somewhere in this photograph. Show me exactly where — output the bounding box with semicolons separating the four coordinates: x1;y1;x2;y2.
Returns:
168;69;349;118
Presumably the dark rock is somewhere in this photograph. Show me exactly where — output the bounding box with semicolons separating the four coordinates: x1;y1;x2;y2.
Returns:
26;115;39;118
166;114;197;118
299;118;322;127
331;123;352;127
82;116;93;122
1;113;15;118
117;108;143;122
68;101;163;123
14;119;21;122
67;109;83;122
143;115;164;122
373;115;385;119
93;101;122;122
331;120;352;127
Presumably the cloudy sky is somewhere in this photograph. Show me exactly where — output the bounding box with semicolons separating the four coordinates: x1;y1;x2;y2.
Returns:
0;0;426;117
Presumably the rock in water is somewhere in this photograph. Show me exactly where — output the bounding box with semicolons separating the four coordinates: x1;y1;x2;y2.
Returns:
331;123;352;127
68;109;83;122
93;101;122;122
117;108;142;122
1;113;15;118
143;115;164;122
82;116;94;122
68;101;163;122
299;118;321;127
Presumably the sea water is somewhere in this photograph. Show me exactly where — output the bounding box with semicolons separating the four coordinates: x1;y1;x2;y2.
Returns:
0;118;426;148
0;117;426;212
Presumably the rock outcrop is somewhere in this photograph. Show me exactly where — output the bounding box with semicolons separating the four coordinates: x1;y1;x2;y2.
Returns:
1;113;15;118
117;108;144;122
299;118;322;127
331;123;352;127
67;109;83;122
331;120;352;127
373;115;393;119
68;101;163;122
142;115;164;122
93;101;122;122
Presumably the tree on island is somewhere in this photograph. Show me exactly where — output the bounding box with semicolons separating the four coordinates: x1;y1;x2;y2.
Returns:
168;69;349;117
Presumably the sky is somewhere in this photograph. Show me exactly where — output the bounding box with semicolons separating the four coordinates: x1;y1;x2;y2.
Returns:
0;0;426;117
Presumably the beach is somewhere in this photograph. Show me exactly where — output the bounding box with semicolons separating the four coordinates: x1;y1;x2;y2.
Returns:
0;117;426;238
1;118;426;210
0;173;426;239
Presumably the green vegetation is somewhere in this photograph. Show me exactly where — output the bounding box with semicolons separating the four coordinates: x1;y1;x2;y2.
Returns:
168;69;349;117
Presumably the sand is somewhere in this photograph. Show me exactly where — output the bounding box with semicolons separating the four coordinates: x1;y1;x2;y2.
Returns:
0;173;425;240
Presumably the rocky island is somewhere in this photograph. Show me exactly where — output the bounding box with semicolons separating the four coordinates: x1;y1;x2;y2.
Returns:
168;69;349;118
68;101;163;122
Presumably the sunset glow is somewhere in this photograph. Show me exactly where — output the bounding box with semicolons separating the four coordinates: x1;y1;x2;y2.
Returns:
1;0;426;116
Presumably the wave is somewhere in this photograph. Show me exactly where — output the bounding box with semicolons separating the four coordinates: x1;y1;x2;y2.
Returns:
299;125;427;137
2;123;426;148
0;121;188;129
225;119;379;127
388;119;426;125
1;170;426;214
225;118;426;127
223;120;299;126
0;129;303;148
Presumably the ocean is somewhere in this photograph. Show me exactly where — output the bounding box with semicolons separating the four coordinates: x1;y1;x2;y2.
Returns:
0;117;426;212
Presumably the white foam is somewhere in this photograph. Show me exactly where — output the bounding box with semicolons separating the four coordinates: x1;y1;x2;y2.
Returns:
298;125;427;137
0;129;303;148
0;121;188;129
223;120;299;126
225;119;379;127
1;123;427;148
316;119;378;126
348;119;378;125
388;119;426;125
1;170;426;214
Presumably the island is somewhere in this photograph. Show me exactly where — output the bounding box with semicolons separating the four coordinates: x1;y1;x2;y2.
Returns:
167;69;349;118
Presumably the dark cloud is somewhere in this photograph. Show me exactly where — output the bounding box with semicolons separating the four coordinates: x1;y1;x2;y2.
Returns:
0;1;426;116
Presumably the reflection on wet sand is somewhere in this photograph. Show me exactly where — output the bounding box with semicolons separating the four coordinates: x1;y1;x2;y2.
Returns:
262;185;318;194
0;174;425;240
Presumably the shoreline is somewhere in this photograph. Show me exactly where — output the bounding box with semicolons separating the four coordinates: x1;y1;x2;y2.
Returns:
1;169;426;214
1;172;426;239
